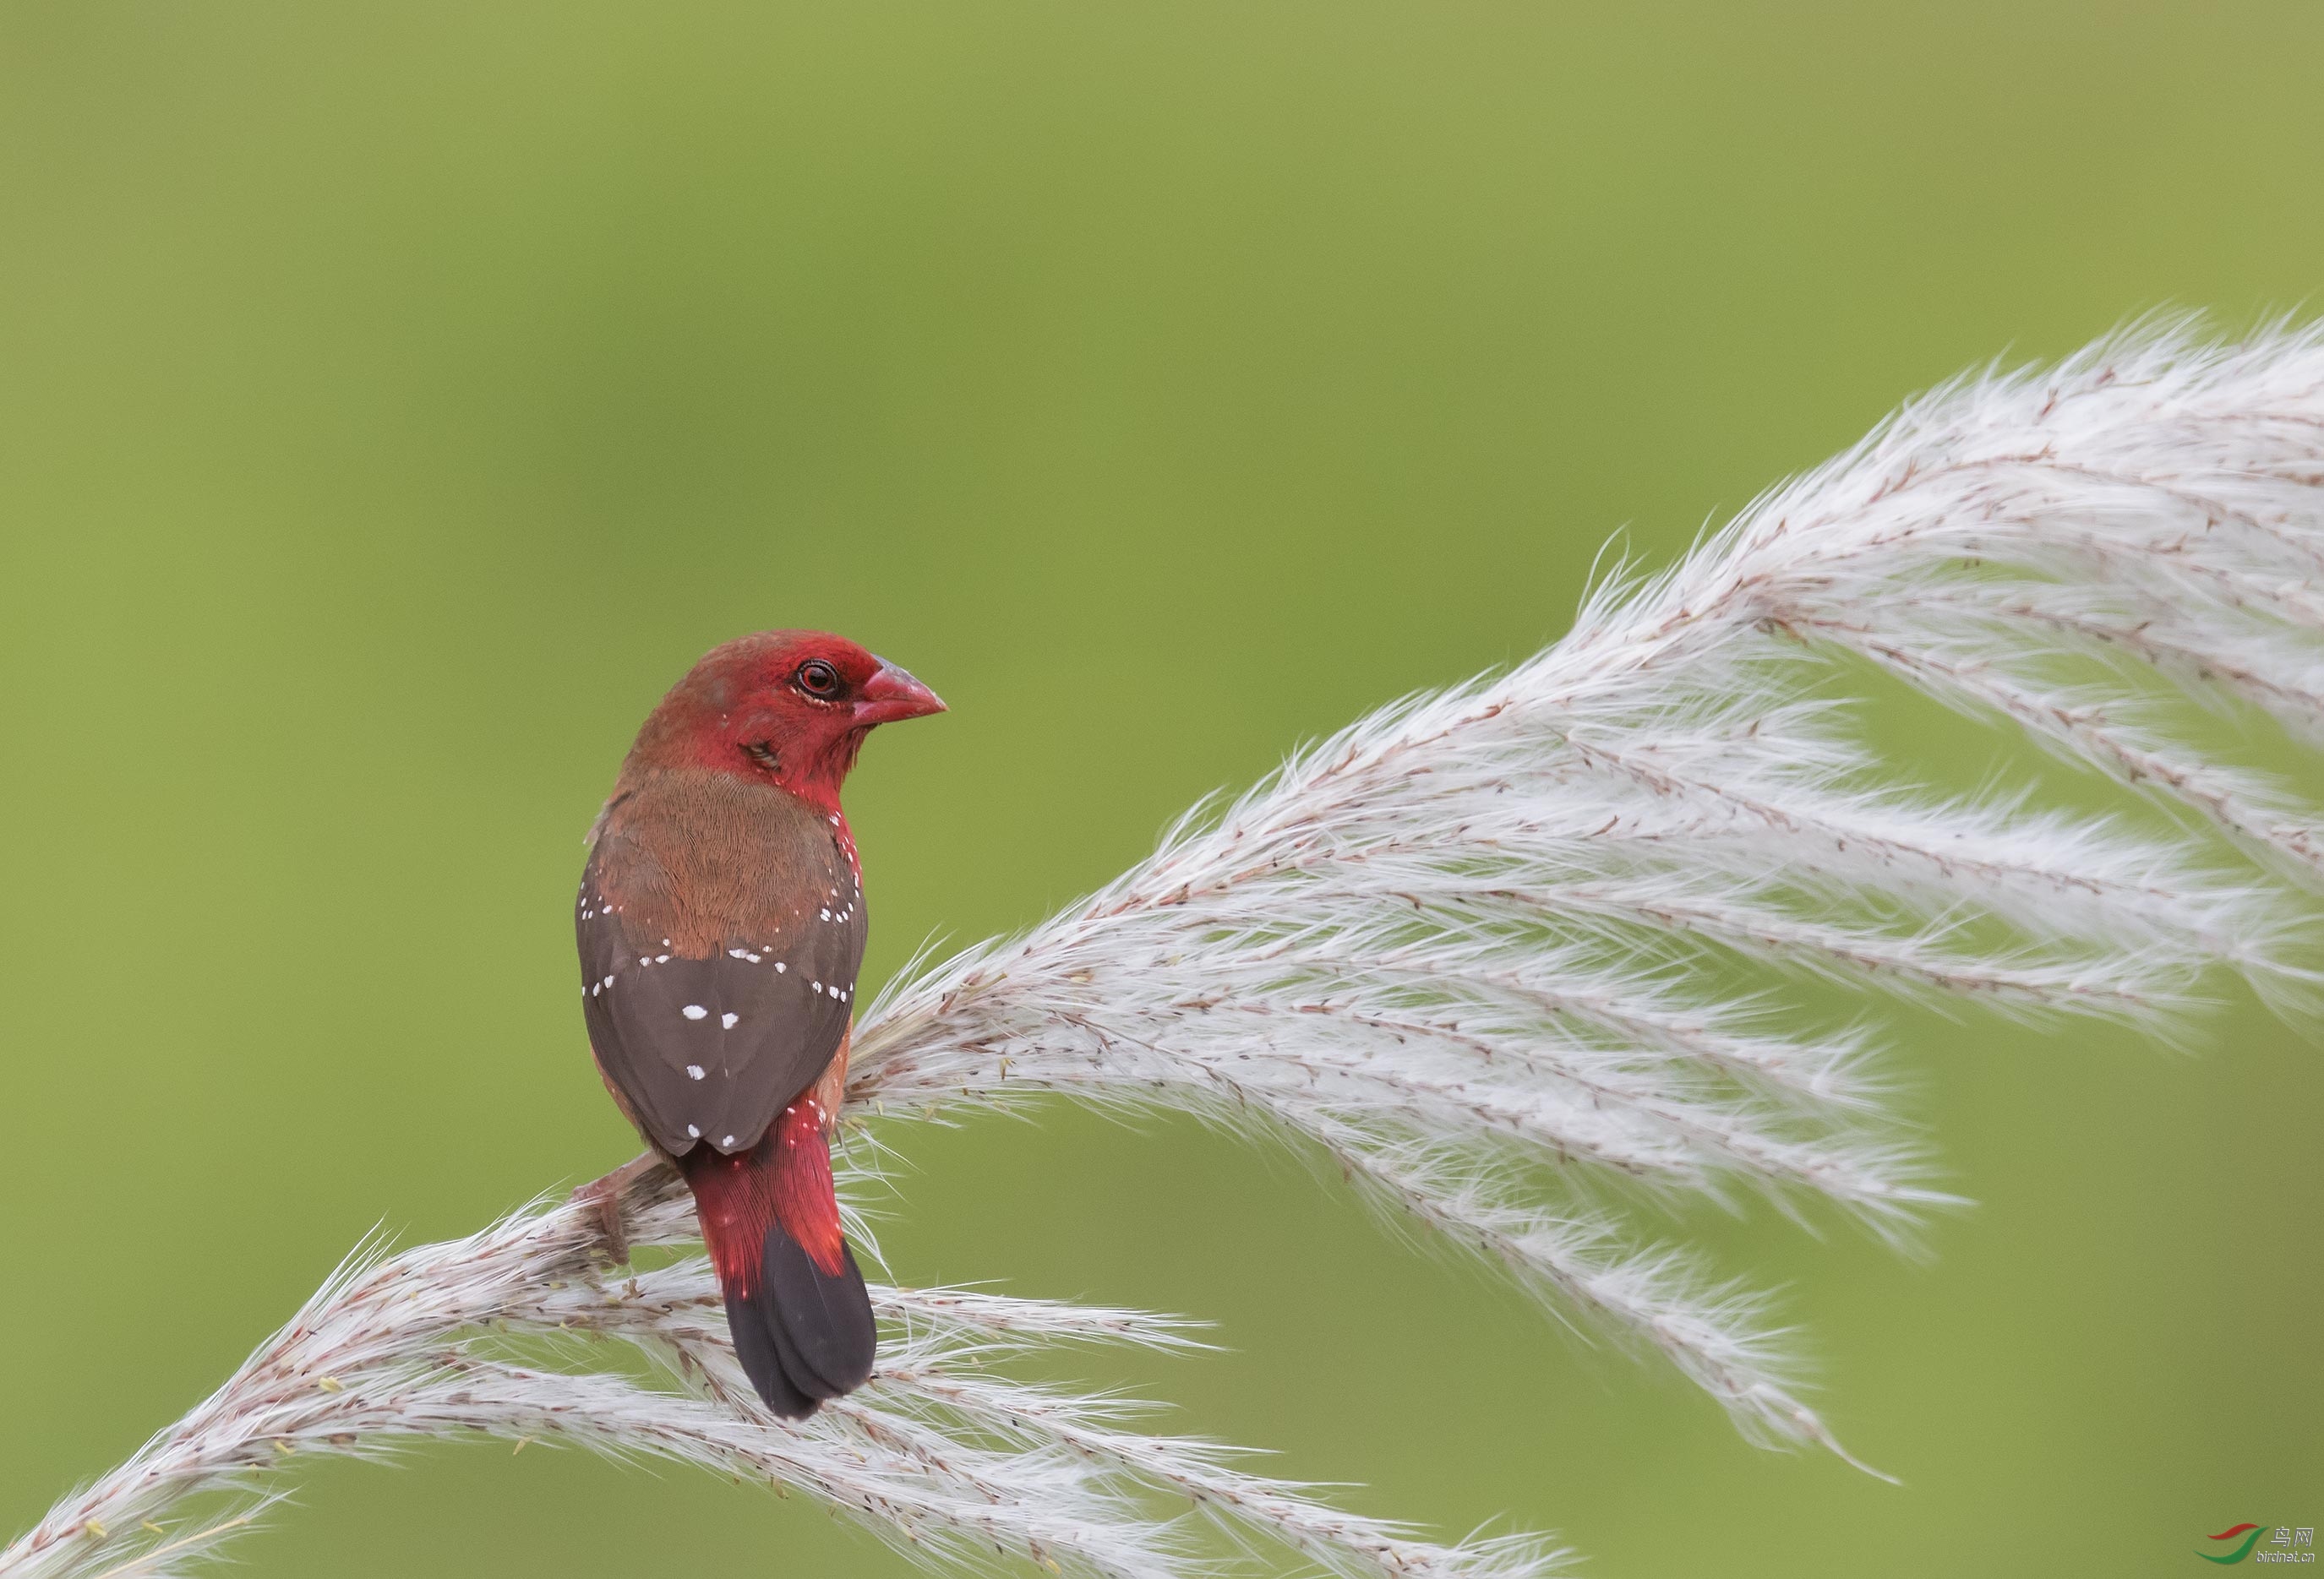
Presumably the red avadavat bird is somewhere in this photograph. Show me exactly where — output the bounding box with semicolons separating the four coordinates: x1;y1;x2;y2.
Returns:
575;632;944;1418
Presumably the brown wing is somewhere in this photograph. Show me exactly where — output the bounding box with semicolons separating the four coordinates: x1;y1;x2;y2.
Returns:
577;770;866;1157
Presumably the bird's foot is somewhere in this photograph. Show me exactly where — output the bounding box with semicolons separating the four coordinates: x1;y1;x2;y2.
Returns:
571;1152;669;1267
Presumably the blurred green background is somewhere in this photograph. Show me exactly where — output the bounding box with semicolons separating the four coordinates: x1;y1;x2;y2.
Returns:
2;3;2318;1574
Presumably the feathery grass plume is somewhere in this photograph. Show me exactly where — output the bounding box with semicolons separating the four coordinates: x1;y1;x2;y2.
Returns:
2;1170;1563;1579
8;317;2322;1576
853;319;2324;1463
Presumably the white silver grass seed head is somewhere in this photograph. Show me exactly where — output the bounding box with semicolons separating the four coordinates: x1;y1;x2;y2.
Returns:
13;317;2324;1579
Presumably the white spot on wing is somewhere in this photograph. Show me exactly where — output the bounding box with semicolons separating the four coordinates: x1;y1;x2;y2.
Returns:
686;1124;701;1138
720;1011;739;1029
682;1004;708;1020
686;1064;705;1080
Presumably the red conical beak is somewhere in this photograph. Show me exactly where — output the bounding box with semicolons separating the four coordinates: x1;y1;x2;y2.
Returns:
854;660;947;727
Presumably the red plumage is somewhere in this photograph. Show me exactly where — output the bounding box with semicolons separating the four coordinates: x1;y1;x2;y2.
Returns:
577;632;942;1417
685;1095;848;1290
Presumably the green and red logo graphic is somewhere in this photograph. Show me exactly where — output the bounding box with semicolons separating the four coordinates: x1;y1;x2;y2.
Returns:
2201;1524;2267;1565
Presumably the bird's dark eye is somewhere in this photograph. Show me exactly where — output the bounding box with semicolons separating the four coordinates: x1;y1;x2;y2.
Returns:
794;659;842;698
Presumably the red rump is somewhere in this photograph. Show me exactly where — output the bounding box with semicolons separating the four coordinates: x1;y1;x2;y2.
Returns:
771;1099;846;1275
678;1103;844;1293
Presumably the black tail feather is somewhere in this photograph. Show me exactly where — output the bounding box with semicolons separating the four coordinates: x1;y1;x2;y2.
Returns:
764;1228;877;1397
724;1286;817;1419
725;1224;876;1418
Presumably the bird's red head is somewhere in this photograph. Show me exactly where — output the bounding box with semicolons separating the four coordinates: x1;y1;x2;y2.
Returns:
628;631;946;809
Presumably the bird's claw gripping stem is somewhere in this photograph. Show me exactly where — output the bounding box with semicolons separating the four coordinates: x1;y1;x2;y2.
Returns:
571;1152;669;1266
